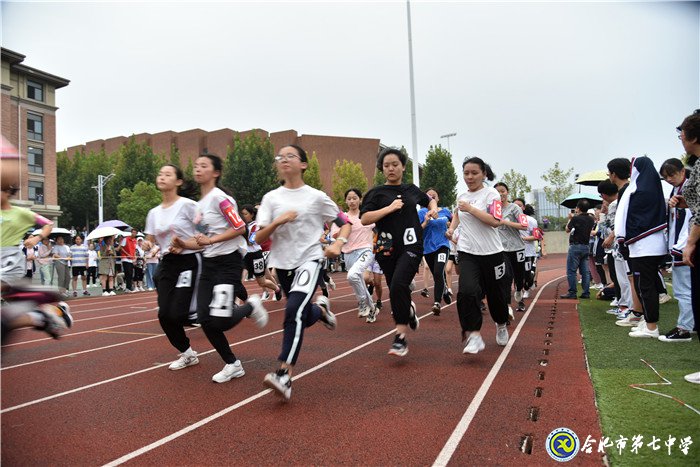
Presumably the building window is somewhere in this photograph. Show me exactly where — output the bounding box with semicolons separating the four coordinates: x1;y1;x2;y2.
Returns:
27;79;44;102
27;112;43;141
28;146;44;174
28;180;44;204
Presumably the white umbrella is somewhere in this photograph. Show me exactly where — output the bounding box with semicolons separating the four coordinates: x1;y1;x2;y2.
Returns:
32;227;72;239
86;226;125;241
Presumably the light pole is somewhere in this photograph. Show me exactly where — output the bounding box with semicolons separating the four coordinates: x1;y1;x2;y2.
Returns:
406;0;419;186
92;173;115;225
440;132;456;153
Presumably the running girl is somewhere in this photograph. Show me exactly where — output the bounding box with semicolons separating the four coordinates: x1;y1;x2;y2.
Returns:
494;182;527;312
239;204;282;302
418;188;453;315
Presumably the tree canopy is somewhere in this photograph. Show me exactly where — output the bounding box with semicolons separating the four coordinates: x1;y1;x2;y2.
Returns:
331;160;369;208
419;145;458;207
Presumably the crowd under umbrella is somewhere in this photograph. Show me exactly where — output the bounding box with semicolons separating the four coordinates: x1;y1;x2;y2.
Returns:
32;227;72;241
560;192;603;209
85;226;125;242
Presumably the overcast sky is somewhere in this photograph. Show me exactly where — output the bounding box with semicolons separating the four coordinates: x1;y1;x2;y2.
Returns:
2;0;699;196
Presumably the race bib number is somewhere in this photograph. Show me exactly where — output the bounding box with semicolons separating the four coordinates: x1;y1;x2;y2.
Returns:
175;270;193;288
290;261;320;295
437;253;447;263
517;251;525;262
219;199;245;230
253;258;265;274
519;214;528;227
524;260;532;272
403;227;417;245
209;283;234;318
488;200;503;220
494;262;506;280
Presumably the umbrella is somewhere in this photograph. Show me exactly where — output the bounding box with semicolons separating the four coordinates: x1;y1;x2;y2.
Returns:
575;170;608;186
86;226;125;241
560;192;603;209
32;227;72;239
96;219;131;230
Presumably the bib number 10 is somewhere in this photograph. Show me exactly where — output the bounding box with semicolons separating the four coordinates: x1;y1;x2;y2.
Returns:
403;227;417;245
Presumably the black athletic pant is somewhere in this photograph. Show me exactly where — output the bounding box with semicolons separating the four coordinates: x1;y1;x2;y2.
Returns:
424;246;449;303
524;256;536;290
628;255;666;324
606;253;621;300
197;252;252;364
276;260;323;366
503;249;526;303
457;251;510;334
122;261;134;291
155;253;201;353
376;249;423;326
87;266;98;285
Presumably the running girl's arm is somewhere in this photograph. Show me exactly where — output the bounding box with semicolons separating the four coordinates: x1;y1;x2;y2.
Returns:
446;209;460;240
360;199;403;225
501;219;527;230
254;210;297;245
458;199;501;227
23;216;53;249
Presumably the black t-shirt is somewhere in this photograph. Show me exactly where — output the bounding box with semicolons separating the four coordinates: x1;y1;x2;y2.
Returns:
567;214;595;245
360;183;431;255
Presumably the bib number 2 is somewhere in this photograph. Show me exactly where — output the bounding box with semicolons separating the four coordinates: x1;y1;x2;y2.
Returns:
403;227;417;246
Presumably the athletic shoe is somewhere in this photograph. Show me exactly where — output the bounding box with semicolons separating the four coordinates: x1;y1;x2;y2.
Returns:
102;291;109;297
615;308;630;319
420;288;430;298
443;289;453;305
616;312;642;327
658;293;672;304
409;280;416;292
658;328;692;343
263;368;292;400
316;296;336;330
610;298;619;307
212;360;245;383
358;304;371;318
366;304;379;323
523;290;530;299
432;302;441;316
508;306;515;321
83;290;90;296
516;301;526;312
36;305;68;339
559;294;577;299
606;307;621;315
375;300;382;310
109;291;116;296
148;287;154;291
463;333;485;354
514;290;523;302
261;291;270;301
684;371;700;384
72;291;78;297
629;323;659;339
630;317;647;332
247;295;269;328
408;301;419;331
274;288;282;301
55;301;73;328
496;323;509;346
579;294;590;299
168;350;199;370
327;278;336;290
388;334;408;356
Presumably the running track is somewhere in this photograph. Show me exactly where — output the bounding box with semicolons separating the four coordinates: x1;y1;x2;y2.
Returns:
1;254;604;465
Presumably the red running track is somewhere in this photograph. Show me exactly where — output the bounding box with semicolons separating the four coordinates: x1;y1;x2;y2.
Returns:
1;254;604;465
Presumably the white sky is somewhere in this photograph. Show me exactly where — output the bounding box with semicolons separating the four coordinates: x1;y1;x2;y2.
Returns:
2;0;699;195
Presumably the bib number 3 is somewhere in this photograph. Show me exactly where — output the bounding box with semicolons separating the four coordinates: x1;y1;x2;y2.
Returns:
403;227;417;245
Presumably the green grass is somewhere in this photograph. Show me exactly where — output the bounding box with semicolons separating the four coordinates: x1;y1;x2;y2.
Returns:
578;292;700;466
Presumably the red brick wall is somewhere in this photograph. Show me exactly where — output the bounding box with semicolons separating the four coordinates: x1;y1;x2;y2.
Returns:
84;140;104;155
206;128;236;159
269;130;299;151
104;136;127;155
177;129;206;163
42;112;57;205
151;131;177;161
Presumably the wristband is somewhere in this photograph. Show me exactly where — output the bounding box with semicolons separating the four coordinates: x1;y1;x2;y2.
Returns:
336;237;348;244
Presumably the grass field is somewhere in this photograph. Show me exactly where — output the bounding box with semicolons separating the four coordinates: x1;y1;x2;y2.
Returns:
578;292;700;466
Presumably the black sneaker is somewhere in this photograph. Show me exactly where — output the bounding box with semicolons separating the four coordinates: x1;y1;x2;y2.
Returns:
443;290;453;305
420;288;430;298
274;288;283;301
263;368;292;400
516;301;526;312
375;300;382;310
431;302;441;316
367;284;374;296
658;328;692;342
408;301;419;331
388;334;408;357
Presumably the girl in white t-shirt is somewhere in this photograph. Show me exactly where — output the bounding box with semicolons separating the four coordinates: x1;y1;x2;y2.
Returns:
145;164;204;372
172;154;268;384
256;144;351;401
447;157;510;355
240;204;282;301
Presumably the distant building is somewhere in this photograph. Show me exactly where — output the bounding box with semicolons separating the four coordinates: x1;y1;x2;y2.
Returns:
66;128;384;198
532;188;568;220
1;47;70;221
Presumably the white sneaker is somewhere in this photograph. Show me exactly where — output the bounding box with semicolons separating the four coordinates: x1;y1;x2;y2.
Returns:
606;307;620;315
148;287;154;291
508;306;515;321
514;290;523;302
261;291;270;301
109;291;116;296
629;323;659;339
523;290;530;299
247;295;268;328
684;371;700;384
102;292;109;297
212;360;245;383
263;368;292;400
496;323;509;346
630;317;647;333
327;278;336;291
358;303;370;318
316;295;336;330
463;333;485;354
168;350;199;370
616;312;642;327
365;302;378;323
658;293;672;305
610;298;619;307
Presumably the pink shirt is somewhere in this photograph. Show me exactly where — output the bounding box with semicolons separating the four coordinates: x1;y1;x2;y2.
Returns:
333;212;374;254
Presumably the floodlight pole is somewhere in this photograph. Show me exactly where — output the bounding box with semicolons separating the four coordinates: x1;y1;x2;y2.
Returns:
92;173;115;225
406;0;419;186
440;132;457;153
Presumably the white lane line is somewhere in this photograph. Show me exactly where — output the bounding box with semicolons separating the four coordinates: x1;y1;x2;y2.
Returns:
432;275;565;467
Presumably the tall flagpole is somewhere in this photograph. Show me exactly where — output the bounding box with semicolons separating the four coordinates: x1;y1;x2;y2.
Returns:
406;0;419;186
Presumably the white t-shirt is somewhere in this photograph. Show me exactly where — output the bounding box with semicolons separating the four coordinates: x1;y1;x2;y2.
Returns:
246;221;262;253
145;197;200;256
521;215;538;257
197;187;247;258
88;249;98;267
456;186;504;256
257;184;341;270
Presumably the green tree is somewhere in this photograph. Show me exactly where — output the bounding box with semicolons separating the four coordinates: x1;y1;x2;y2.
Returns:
419;145;458;207
541;162;574;217
222;133;277;205
373;169;385;186
331;160;369;207
303;151;323;190
500;169;532;201
116;181;162;231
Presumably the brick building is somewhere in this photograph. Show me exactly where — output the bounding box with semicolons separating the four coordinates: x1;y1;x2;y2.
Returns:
2;48;70;221
66;128;383;197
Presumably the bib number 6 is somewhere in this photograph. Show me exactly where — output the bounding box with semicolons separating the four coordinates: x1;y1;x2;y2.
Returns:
403;227;417;246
